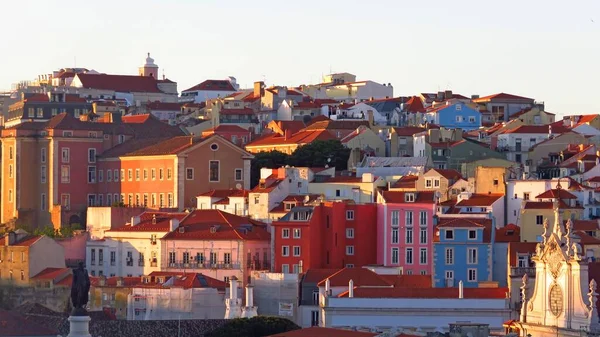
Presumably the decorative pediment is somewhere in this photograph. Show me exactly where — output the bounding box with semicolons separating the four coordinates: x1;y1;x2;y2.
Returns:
538;234;568;279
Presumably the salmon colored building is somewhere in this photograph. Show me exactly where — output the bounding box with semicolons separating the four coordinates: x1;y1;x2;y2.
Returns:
97;134;254;210
271;200;377;273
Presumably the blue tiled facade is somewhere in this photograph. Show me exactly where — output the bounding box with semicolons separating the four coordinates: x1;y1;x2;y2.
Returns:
428;102;482;130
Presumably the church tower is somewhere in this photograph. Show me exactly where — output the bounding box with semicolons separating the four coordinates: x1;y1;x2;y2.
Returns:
139;53;159;78
515;202;600;336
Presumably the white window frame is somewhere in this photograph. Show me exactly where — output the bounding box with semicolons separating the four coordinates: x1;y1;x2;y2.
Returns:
391;228;399;244
405;211;413;226
467;248;478;265
405;227;413;244
88;148;97;163
346;210;355;220
445;248;454;265
468;268;477;282
293;246;301;257
468;229;477;240
405;248;413;264
282;228;290;238
391;248;399;264
346;228;355;239
391;210;399;226
346;245;354;256
419;248;427;265
235;168;243;181
293;228;301;239
282;246;289;257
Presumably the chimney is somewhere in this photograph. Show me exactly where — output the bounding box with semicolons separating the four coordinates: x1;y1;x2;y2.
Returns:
459;280;464;299
348;279;354;298
444;90;452;100
325;278;331;293
245;284;254;307
131;216;141;226
253;81;264;98
169;219;180;232
284;129;291;140
230;276;239;300
367;110;374;126
4;232;16;246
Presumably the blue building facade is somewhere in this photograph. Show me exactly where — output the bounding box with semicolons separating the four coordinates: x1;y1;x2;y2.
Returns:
426;102;482;130
433;217;495;288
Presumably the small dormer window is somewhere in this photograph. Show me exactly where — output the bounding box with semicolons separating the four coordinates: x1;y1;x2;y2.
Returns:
285;203;293;211
405;193;415;202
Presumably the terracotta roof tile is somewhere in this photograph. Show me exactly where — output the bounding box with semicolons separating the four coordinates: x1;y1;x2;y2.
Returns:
91;276;140;287
535;188;578;199
404;96;426;113
31;267;71;280
455;194;503;207
495;223;521;243
107;212;188;232
317;268;391;287
381;191;436;204
100;135;207;158
162;210;270;241
246;129;335;147
197;189;249;198
75;73;164;93
182;79;236;93
501;124;570;134
302;268;340;284
203;124;249;133
391;175;418;189
432;169;463;180
568;220;600;231
2;235;43;247
472;92;534;102
435;217;494;243
393;126;427;137
302;120;369;131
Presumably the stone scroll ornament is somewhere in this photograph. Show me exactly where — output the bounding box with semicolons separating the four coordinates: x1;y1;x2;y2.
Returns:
71;262;91;316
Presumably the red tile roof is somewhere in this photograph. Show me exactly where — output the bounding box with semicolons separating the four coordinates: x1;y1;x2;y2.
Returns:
305;115;330;126
101;136;207;158
267;327;377;337
568;220;599;231
91;276;140;288
472;92;534;102
391;175;418;189
75;73;164;93
203;124;250;134
162;210;270;241
197;189;249;198
246;129;335;147
574;230;600;245
136;272;228;290
381;191;436;204
107;212;188;232
576;114;599;126
0;309;59;336
404;96;426;113
341;126;369;143
535;188;578;199
501;124;570;134
317;268;391;287
435;218;494;243
495;223;521;243
303;269;341;283
182;79;236;93
432;169;463;181
302;119;369;131
394;126;427;137
267;120;306;135
31;267;71;280
338;286;508;299
3;235;43;247
251;174;284;193
455;194;503;207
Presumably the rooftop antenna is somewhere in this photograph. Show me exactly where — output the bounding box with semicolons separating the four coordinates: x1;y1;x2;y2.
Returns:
162;69;166;80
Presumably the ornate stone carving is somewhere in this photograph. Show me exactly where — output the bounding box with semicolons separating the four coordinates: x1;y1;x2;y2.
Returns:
573;242;582;261
549;283;563;317
528;301;534;312
545;240;564;279
520;274;529;322
589;279;600;331
542;218;549;243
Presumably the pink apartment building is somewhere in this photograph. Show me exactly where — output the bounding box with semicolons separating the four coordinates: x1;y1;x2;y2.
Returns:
376;190;437;276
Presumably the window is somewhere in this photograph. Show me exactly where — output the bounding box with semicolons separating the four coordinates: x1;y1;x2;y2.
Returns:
346;246;354;255
445;248;454;265
61;148;70;163
419;248;427;264
186;168;194;180
335;190;341;197
419;228;427;244
151;194;156;207
128;169;132;181
425;179;432;188
405;193;415;202
91;249;96;265
88;148;96;163
167;193;173;207
406;227;413;244
41;193;46;210
293;228;301;239
8;164;12;179
468;248;478;264
391;228;399;244
391;211;399;226
282;264;289;274
434;179;440;187
151;168;156;180
469;116;476;123
282;229;290;238
293;246;301;256
468;230;477;240
493;179;499;186
110;252;116;266
517;254;529;268
346;228;355;238
118;135;125;144
40;148;46;163
159;168;164;180
405;211;413;226
169;252;176;264
88;194;96;206
107;194;112;206
536;215;544;225
8;189;13;202
419;211;427;226
311;310;319;326
105;169;112;182
143;194;148;207
523;192;530;200
391;248;399;264
455;115;463;122
209;161;219;181
445;230;454;240
468;268;477;282
135;169;140;181
183;252;190;264
87;166;96;183
98;170;103;183
143;169;148;181
282;246;289;257
62;131;73;137
51;108;57;116
235;169;243;181
61;194;70;208
405;248;413;264
28;107;34;118
159;194;164;207
346;210;354;220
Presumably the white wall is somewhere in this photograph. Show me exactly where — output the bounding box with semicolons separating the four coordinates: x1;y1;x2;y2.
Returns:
506;179;563;225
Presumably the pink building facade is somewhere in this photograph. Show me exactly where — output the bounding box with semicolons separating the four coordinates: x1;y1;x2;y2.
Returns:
376;190;437;276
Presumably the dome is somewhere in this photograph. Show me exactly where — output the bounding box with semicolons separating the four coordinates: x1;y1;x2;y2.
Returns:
144;53;158;68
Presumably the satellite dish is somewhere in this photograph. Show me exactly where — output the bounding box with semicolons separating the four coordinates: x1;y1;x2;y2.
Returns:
236;183;242;190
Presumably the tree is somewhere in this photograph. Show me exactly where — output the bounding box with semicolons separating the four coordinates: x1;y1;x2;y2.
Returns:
250;150;289;188
287;140;351;171
206;317;300;337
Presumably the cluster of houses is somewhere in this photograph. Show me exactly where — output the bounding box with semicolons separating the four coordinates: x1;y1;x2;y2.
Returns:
3;54;600;336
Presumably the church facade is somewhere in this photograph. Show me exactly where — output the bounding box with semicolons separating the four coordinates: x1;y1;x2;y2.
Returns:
506;204;600;337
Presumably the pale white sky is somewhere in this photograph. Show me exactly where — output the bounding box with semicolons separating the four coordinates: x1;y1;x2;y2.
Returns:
1;0;599;116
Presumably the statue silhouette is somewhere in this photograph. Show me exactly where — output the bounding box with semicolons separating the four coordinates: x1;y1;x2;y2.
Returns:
70;262;91;316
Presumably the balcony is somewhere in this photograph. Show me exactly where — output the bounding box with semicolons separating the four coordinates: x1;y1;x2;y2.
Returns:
510;267;536;278
166;260;241;270
247;261;271;271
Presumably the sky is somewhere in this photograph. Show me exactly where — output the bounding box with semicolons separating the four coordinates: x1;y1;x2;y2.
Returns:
1;0;599;117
